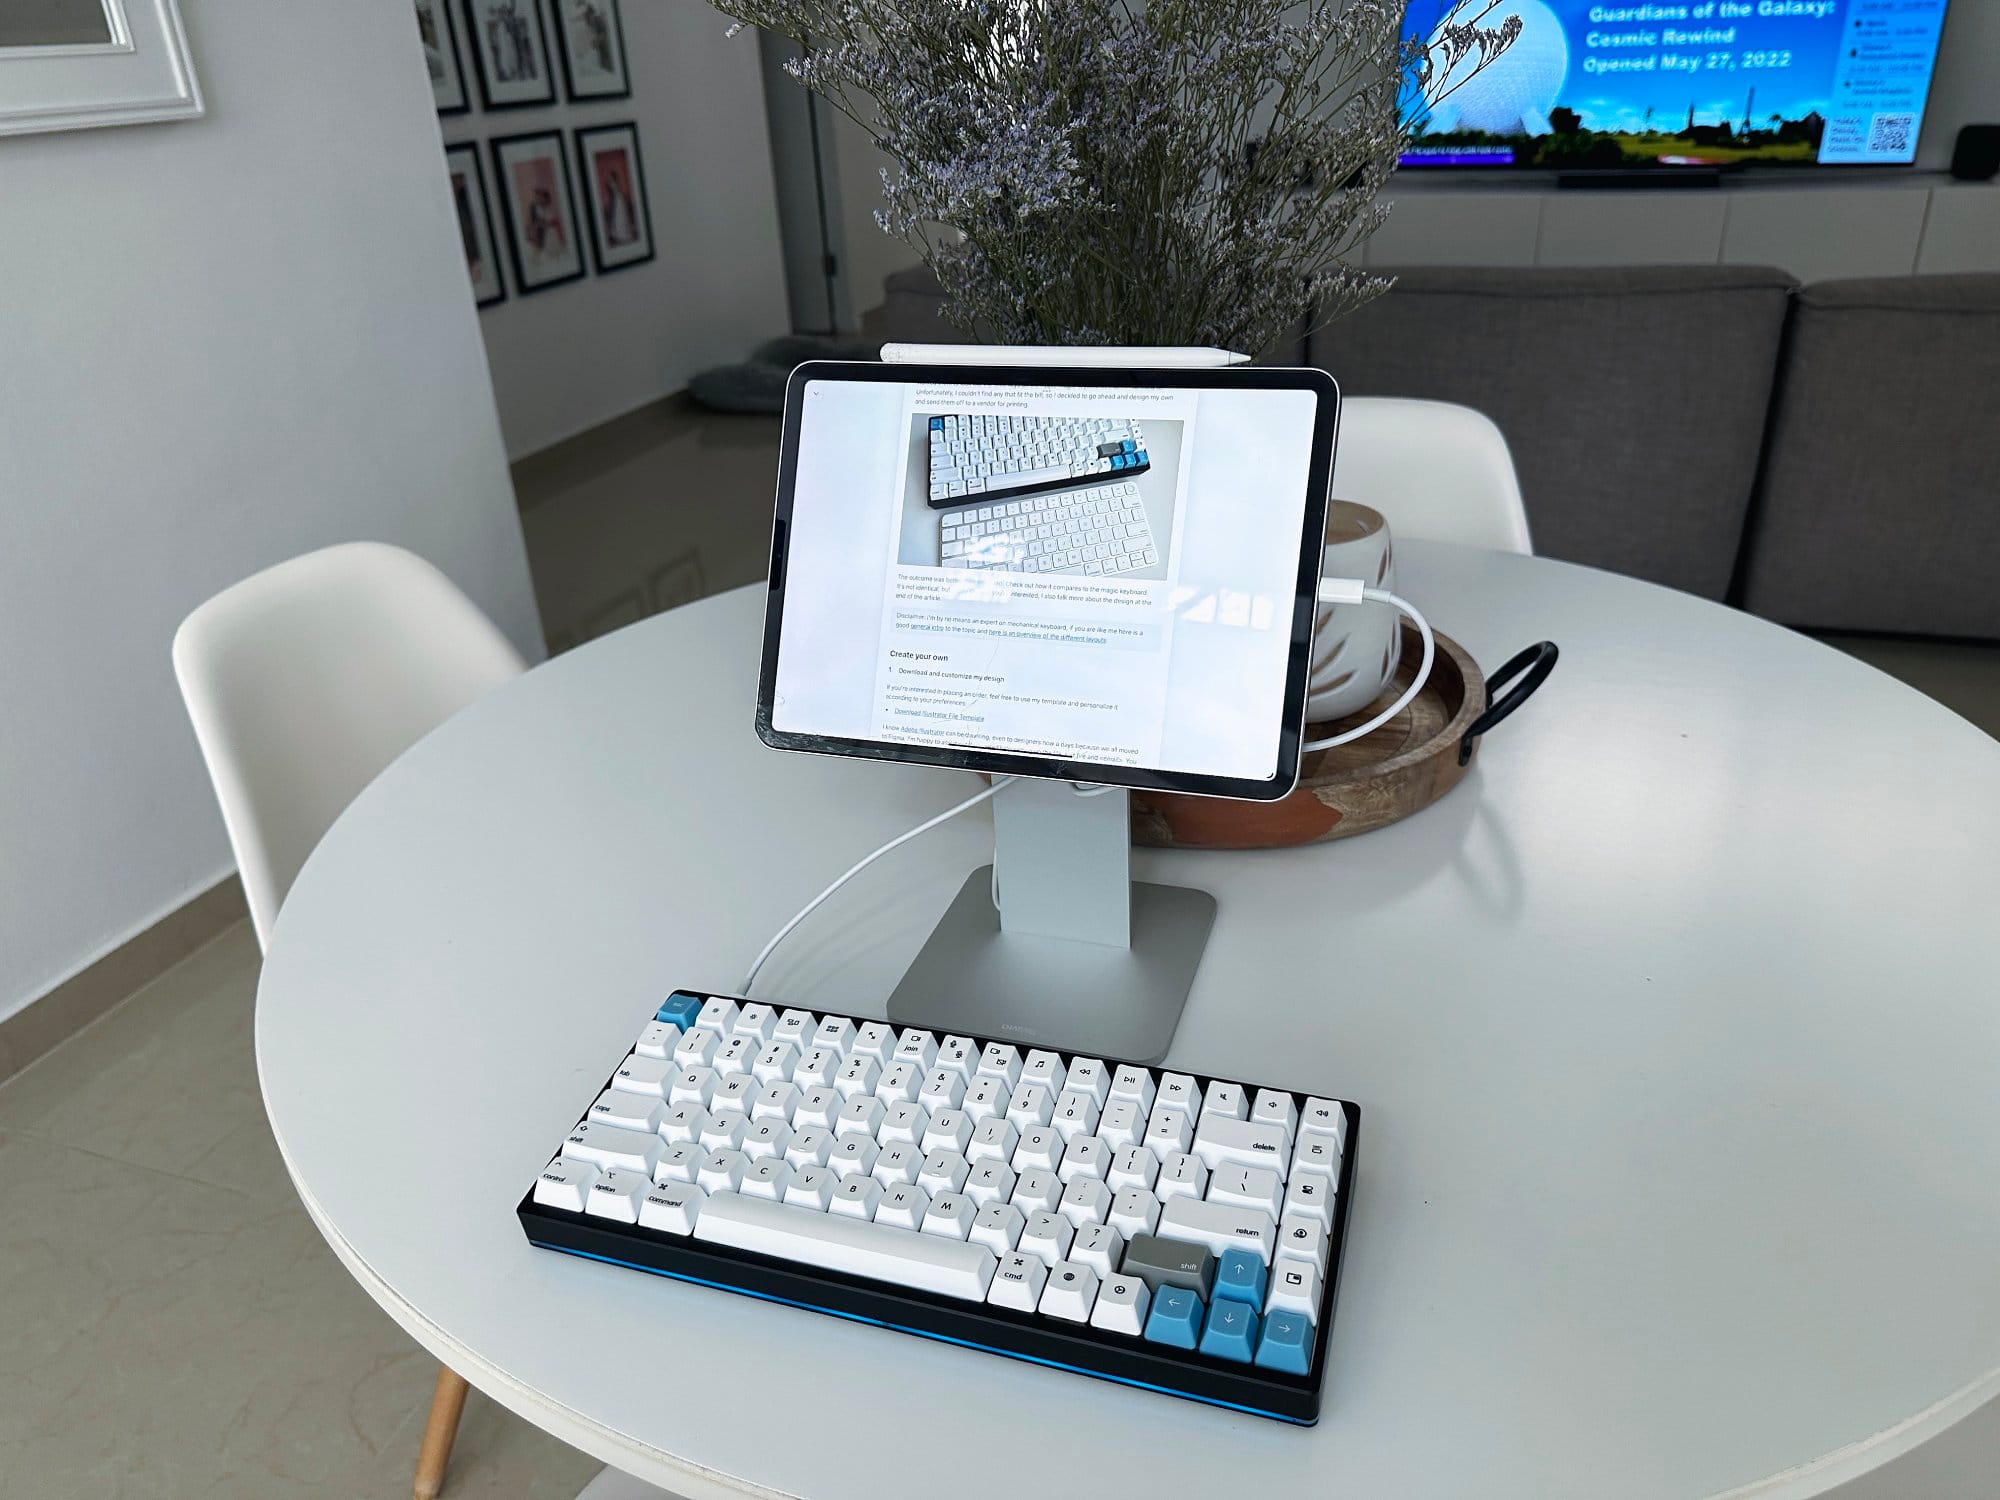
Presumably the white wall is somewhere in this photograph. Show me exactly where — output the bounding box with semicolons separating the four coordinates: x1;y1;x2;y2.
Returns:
826;108;914;326
449;5;790;458
0;0;543;1025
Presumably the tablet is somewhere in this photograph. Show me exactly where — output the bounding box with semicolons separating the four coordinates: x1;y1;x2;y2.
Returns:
755;360;1339;802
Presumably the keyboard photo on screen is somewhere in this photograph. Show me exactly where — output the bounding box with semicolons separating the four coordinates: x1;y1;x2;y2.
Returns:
519;991;1358;1423
940;481;1159;577
927;413;1152;509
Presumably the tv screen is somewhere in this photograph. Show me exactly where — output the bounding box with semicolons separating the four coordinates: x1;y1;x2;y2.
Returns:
1401;0;1951;170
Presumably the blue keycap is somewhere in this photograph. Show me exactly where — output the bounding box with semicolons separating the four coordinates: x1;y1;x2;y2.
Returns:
929;416;943;430
1200;1297;1259;1362
1121;438;1136;452
1113;454;1130;470
1143;1286;1203;1349
656;992;703;1028
1213;1247;1267;1308
1254;1309;1314;1374
1134;450;1149;465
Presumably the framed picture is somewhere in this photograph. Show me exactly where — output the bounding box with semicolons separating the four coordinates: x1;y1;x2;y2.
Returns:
416;0;468;115
551;0;628;101
576;122;655;274
491;130;586;293
463;0;556;110
445;143;506;307
0;0;202;137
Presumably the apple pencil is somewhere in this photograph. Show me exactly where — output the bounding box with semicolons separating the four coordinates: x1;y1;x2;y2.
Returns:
879;343;1251;368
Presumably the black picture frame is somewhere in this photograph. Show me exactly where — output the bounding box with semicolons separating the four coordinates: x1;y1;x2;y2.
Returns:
574;122;655;275
463;0;558;111
490;129;588;294
551;0;630;101
419;0;470;116
444;143;507;308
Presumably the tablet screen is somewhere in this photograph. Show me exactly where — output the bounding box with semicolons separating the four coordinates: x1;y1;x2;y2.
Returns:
758;363;1336;800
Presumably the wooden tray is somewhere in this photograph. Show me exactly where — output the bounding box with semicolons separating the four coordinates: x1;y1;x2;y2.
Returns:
1131;626;1555;850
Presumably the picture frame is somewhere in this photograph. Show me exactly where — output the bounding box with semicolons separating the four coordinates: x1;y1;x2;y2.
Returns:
575;122;655;274
0;0;203;137
463;0;557;110
551;0;629;102
491;129;587;293
416;0;469;116
445;143;506;307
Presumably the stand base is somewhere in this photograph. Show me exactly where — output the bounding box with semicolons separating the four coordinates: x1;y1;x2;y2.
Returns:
888;869;1215;1064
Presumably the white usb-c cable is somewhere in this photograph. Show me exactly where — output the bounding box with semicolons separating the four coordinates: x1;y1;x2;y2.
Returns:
1302;580;1436;754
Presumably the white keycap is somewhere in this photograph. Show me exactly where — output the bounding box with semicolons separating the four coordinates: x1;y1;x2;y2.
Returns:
968;1117;1018;1166
1292;1134;1339;1180
734;1003;778;1043
753;1081;800;1124
1057;1135;1108;1184
1072;1223;1123;1279
894;1028;940;1071
1284;1169;1335;1229
828;1134;880;1178
918;1148;970;1196
696;996;738;1032
635;1022;679;1059
1021;1049;1067;1095
775;1008;815;1046
792;1047;840;1091
963;1076;1009;1122
589;1089;662;1133
694;1192;998;1300
1039;1261;1099;1322
837;1094;887;1139
832;1055;879;1100
637;1179;703;1233
674;1026;722;1067
875;1182;930;1230
1201;1080;1248;1123
1251;1088;1298;1138
563;1123;662;1176
653;1140;705;1184
970;1202;1026;1257
1106;1145;1159;1194
1208;1163;1285;1221
987;1251;1047;1311
741;1157;793;1201
534;1157;598;1212
964;1159;1016;1209
1190;1114;1291;1174
1158;1152;1209;1203
919;1068;965;1111
880;1099;928;1147
812;1015;854;1053
923;1108;974;1155
1019;1210;1074;1267
712;1074;757;1114
1005;1083;1054;1131
1268;1259;1322;1323
1107;1186;1160;1239
784;1164;836;1211
1144;1104;1194;1156
793;1085;842;1133
830;1174;884;1220
658;1102;707;1144
1276;1212;1329;1274
937;1035;978;1077
697;1148;748;1194
850;1022;896;1066
1301;1096;1347;1152
1058;1175;1111;1230
1097;1098;1143;1152
784;1127;833;1170
669;1068;716;1109
714;1035;756;1075
1108;1064;1155;1110
610;1054;675;1097
1157;1195;1277;1263
1157;1072;1198;1112
699;1112;749;1153
741;1119;793;1162
752;1042;797;1085
872;1142;922;1188
1051;1090;1099;1141
1013;1125;1062;1174
876;1060;922;1105
1090;1274;1149;1335
1011;1168;1061;1215
978;1043;1022;1088
922;1191;976;1240
1066;1058;1110;1106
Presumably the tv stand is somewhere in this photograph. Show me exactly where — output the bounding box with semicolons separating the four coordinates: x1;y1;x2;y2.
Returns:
886;778;1214;1064
1558;168;1724;191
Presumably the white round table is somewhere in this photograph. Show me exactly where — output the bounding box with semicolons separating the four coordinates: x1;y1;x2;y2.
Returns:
258;541;2000;1500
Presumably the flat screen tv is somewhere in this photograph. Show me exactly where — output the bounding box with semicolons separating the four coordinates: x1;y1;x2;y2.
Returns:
1400;0;1952;170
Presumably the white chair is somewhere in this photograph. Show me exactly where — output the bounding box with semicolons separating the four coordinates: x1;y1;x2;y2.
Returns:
1331;396;1534;555
173;540;526;1500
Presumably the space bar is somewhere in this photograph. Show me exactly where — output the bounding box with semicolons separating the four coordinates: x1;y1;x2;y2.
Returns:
692;1192;999;1301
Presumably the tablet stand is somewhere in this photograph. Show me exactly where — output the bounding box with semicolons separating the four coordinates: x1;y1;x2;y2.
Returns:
883;343;1240;1065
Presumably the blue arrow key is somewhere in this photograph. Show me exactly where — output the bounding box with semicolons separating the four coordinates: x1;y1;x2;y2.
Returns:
656;992;704;1028
1133;450;1149;465
1200;1297;1258;1362
1213;1247;1267;1308
1255;1309;1314;1374
1121;438;1135;453
929;416;944;430
1143;1286;1203;1349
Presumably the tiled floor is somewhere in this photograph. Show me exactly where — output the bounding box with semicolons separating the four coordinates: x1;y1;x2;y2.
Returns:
3;403;1993;1498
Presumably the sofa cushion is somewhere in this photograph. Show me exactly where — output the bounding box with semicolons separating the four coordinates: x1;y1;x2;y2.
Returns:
1307;265;1797;598
1740;274;2000;637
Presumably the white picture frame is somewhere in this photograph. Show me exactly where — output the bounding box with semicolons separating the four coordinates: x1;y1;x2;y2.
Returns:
0;0;203;138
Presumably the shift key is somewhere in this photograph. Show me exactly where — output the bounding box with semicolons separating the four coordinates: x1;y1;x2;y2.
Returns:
1120;1232;1215;1298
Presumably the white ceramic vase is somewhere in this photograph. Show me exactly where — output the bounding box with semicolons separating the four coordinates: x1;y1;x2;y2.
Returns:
1307;500;1401;723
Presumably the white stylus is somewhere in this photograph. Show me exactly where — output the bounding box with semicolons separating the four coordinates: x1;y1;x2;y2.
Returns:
880;343;1250;368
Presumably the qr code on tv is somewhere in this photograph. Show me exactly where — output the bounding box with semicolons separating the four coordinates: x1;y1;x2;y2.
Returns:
1868;114;1916;156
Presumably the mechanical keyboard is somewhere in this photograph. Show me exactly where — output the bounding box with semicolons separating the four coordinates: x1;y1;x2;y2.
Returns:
519;991;1358;1423
940;481;1159;577
927;413;1152;509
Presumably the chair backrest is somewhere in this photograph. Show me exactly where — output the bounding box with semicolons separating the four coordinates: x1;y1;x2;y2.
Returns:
173;542;526;951
1331;396;1533;555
